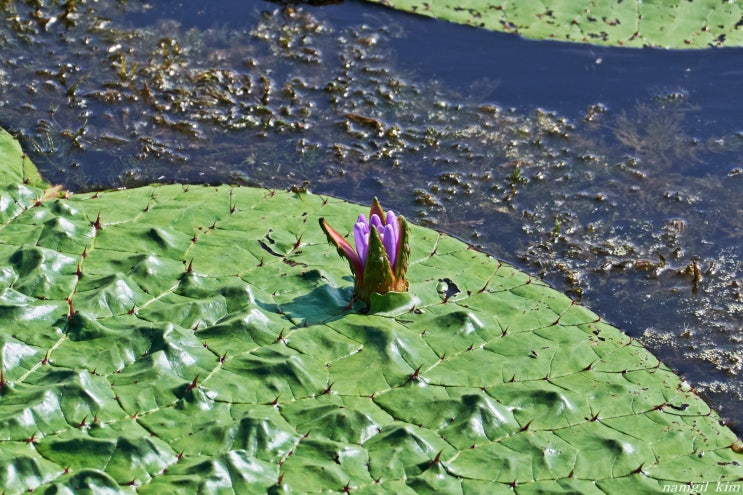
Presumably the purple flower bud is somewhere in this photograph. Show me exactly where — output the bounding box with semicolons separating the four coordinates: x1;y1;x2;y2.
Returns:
320;198;410;308
354;211;400;268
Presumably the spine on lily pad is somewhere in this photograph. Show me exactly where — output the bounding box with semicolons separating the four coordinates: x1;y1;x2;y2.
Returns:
319;198;409;307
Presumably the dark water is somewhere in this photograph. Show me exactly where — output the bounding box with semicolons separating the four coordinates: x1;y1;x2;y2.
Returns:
141;0;743;129
1;0;741;433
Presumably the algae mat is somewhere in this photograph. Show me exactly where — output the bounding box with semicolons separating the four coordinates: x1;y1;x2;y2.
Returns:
0;127;741;493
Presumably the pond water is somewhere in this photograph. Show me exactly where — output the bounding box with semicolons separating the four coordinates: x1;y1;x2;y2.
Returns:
1;0;741;433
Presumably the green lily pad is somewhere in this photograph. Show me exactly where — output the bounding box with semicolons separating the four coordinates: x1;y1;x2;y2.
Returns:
0;127;742;493
0;128;47;189
364;0;743;49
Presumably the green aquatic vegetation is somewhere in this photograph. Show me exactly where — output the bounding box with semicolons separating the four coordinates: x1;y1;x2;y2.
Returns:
1;128;742;493
364;0;743;48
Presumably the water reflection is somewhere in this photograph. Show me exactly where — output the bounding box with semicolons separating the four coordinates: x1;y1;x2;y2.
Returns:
0;0;741;432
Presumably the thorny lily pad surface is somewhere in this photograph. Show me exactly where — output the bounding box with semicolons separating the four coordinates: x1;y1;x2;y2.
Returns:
366;0;743;48
1;130;742;493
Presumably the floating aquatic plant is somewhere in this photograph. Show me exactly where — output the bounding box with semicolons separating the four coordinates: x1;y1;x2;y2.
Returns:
319;197;410;307
363;0;743;49
1;128;742;493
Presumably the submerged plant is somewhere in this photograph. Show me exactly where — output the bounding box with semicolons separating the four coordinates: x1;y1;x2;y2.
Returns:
319;198;409;307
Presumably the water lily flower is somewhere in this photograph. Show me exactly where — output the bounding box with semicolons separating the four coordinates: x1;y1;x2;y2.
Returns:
320;198;409;307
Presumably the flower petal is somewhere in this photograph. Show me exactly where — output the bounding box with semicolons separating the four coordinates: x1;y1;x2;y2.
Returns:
357;214;368;229
354;221;370;265
385;211;398;258
386;211;397;234
370;213;383;232
382;223;396;267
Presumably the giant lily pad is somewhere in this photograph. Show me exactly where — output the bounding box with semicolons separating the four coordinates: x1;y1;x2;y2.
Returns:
364;0;743;49
0;126;742;492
